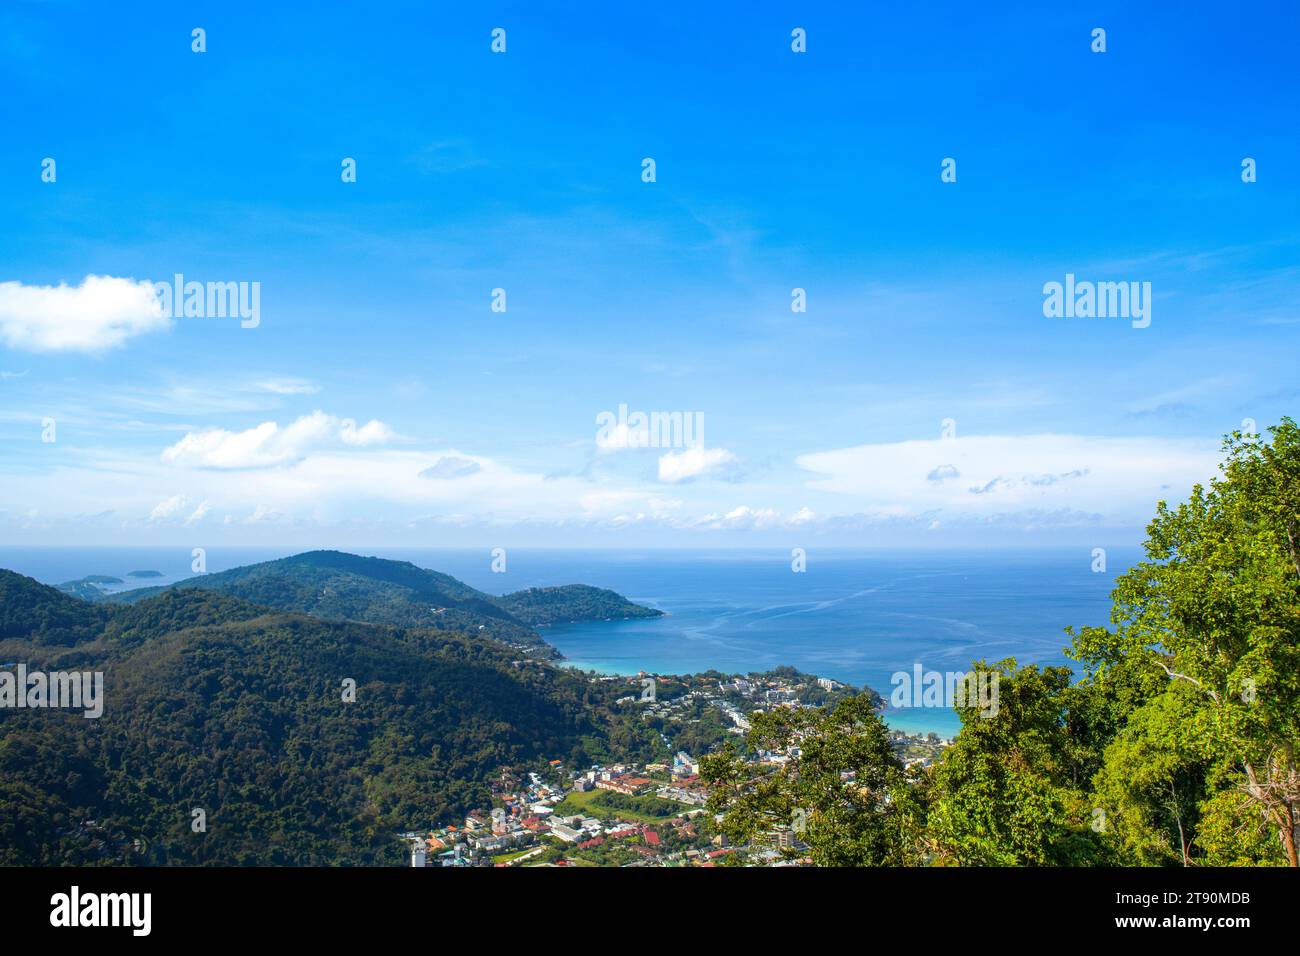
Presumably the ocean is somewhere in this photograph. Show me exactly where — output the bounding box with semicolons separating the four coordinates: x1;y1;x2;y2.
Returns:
0;546;1137;736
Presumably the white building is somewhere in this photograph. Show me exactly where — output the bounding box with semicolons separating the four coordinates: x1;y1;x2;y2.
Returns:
550;823;583;843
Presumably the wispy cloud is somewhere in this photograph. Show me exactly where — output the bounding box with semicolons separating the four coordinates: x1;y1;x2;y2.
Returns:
419;456;482;480
256;378;320;396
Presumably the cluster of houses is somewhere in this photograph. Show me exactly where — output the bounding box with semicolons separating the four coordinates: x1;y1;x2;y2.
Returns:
401;672;948;867
404;755;715;867
631;671;852;737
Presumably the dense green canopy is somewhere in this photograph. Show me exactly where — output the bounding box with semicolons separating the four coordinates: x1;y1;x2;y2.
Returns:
0;561;665;865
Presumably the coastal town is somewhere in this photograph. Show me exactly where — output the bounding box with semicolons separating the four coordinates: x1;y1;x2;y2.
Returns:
403;669;952;867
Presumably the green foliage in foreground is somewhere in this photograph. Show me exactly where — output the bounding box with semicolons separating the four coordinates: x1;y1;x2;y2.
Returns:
705;419;1300;867
704;694;924;865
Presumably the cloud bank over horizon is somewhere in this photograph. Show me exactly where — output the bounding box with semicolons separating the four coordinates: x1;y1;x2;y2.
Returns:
0;397;1231;546
796;433;1221;526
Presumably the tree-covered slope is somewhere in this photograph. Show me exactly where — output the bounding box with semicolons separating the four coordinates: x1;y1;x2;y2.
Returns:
97;551;661;657
0;578;663;865
0;569;110;647
495;584;665;626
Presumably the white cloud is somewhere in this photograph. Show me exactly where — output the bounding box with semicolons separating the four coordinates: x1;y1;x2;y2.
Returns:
161;411;396;469
657;447;738;483
148;494;189;522
256;378;320;395
0;275;170;352
788;506;817;525
687;506;782;530
797;433;1220;521
338;418;394;446
243;504;286;524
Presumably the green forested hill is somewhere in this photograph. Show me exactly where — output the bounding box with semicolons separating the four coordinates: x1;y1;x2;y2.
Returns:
103;550;548;653
495;584;665;626
1;569;110;646
94;551;661;657
0;574;664;865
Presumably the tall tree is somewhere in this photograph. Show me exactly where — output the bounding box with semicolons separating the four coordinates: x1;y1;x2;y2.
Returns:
701;694;920;865
926;661;1106;865
1073;419;1300;866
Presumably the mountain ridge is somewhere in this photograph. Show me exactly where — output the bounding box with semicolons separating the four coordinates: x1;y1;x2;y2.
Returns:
61;550;663;660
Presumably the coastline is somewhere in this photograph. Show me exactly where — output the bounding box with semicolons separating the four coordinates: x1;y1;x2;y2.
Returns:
557;658;961;737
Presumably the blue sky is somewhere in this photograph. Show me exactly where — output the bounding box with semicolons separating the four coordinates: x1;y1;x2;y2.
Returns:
1;0;1297;547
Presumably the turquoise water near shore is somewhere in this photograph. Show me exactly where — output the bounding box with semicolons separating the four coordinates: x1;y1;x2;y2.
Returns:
471;548;1133;737
0;546;1135;737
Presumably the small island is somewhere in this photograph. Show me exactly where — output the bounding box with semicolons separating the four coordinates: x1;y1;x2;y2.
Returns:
495;584;665;627
126;570;164;578
55;575;124;600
